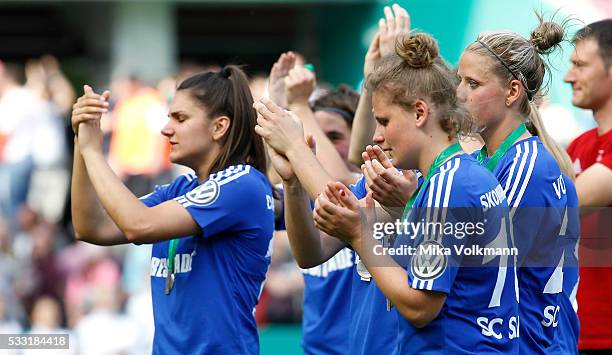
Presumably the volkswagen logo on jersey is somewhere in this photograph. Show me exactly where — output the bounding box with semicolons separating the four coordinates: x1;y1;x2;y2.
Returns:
411;240;447;281
185;179;220;206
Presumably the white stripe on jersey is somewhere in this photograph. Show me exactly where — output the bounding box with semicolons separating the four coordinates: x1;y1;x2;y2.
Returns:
412;158;461;291
506;141;538;207
425;161;449;241
542;250;564;294
440;158;461;227
570;275;579;312
212;165;251;186
506;141;530;204
425;279;433;291
503;144;521;193
511;141;538;208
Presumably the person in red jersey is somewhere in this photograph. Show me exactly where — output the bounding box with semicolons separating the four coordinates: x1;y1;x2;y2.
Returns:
564;19;612;354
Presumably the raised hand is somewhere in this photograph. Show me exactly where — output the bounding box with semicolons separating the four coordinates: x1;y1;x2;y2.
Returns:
364;32;381;79
378;4;411;57
254;97;305;156
72;85;110;155
269;52;297;108
364;4;411;78
361;145;418;208
71;85;109;136
285;66;316;107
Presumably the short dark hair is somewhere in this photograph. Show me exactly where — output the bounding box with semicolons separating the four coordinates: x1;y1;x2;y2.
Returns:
177;65;268;176
574;19;612;67
311;85;359;127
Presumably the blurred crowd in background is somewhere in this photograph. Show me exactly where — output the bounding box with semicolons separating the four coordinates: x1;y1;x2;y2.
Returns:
0;0;607;353
0;55;316;354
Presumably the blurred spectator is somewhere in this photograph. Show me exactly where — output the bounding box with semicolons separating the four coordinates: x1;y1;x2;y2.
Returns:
106;76;171;197
23;55;72;224
74;285;143;355
0;62;38;222
23;296;77;355
61;244;121;329
0;216;26;327
564;19;612;353
0;295;20;355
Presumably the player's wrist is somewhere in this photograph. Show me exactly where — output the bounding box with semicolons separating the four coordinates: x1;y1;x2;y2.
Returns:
79;145;104;160
287;97;309;109
285;140;310;162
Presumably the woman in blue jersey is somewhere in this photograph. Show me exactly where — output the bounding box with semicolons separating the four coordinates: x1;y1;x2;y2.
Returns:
456;19;579;354
70;67;274;354
313;33;519;354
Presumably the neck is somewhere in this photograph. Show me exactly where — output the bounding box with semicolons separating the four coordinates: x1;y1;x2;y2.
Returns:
594;99;612;135
481;115;525;157
418;136;454;178
195;147;221;183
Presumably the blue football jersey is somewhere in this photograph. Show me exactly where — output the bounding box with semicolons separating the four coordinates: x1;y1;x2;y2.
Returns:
395;154;519;354
549;174;580;354
273;183;354;355
346;175;401;355
140;165;274;355
301;248;354;355
482;137;569;353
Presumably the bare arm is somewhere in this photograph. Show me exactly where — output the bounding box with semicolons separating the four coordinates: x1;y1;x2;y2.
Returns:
349;5;410;165
285;66;355;185
79;146;199;244
284;179;346;268
575;163;612;207
291;102;355;185
348;88;374;165
72;86;199;245
255;98;337;200
266;139;346;268
71;142;126;245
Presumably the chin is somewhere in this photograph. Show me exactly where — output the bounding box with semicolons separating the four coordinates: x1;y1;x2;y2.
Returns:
572;98;589;109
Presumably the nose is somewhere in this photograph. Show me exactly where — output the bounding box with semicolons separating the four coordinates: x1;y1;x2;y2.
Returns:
563;69;575;84
372;125;385;145
161;120;174;138
456;82;467;103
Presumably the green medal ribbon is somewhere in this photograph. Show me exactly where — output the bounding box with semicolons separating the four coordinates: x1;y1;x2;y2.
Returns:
477;123;527;171
401;143;463;221
165;239;179;294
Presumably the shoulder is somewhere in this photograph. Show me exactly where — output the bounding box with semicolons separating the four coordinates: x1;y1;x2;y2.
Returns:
207;164;270;193
422;155;496;207
568;128;598;153
187;165;270;204
502;138;563;206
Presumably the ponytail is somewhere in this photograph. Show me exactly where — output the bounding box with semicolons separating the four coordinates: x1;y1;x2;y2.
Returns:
527;103;575;180
177;65;268;175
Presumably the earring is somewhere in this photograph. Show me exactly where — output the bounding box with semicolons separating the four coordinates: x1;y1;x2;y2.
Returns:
505;99;511;107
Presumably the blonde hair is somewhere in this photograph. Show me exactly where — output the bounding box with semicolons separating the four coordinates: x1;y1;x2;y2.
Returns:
367;33;476;139
466;17;575;179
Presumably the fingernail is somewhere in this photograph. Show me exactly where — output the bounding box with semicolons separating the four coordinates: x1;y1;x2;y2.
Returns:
340;190;346;197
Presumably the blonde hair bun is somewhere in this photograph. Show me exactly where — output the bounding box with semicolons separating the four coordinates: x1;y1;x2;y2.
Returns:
530;21;564;54
396;33;439;69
